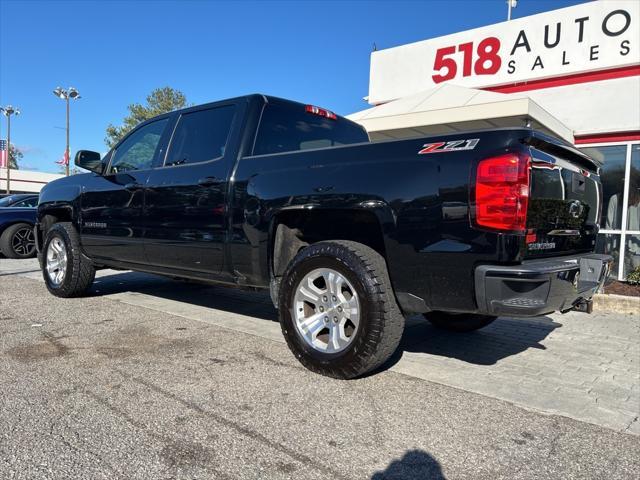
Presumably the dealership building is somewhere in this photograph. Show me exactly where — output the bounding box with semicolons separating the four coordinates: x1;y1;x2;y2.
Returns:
349;0;640;281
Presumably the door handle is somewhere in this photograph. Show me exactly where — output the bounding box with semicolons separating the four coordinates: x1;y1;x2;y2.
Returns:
124;182;143;191
198;176;222;186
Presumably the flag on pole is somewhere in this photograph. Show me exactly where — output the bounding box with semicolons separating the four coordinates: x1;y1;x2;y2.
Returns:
0;139;7;168
56;149;69;166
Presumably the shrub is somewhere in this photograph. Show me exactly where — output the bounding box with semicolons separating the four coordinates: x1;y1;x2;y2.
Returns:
627;265;640;285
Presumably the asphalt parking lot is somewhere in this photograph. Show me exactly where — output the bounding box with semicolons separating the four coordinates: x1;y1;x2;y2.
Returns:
1;258;639;479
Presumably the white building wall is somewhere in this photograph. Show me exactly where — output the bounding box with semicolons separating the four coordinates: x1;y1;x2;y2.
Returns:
0;168;64;193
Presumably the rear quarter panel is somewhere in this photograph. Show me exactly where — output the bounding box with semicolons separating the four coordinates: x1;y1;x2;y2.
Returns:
231;128;530;312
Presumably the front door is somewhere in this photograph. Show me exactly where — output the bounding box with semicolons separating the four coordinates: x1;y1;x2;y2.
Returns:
143;103;238;273
80;117;170;264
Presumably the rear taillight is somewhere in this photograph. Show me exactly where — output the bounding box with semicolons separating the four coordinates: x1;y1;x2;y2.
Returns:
474;152;530;232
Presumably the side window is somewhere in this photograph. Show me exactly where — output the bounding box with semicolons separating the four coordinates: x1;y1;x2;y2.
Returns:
109;118;169;173
13;197;38;207
165;106;236;166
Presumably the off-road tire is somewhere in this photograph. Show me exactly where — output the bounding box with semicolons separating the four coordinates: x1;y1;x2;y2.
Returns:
0;222;36;259
42;222;95;297
279;240;405;379
423;312;497;332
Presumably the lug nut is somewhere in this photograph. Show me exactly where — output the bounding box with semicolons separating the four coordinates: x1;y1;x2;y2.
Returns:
324;316;329;323
333;316;338;323
319;306;324;312
332;295;337;301
337;306;343;312
323;296;328;302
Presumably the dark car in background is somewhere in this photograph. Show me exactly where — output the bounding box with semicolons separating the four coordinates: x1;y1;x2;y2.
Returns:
0;194;39;259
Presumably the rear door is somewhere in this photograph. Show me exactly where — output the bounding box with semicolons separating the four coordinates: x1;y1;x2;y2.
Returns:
143;101;240;273
80;117;171;263
526;135;602;257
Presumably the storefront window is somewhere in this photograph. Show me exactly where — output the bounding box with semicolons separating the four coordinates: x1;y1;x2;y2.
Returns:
627;145;640;232
581;145;627;230
624;234;640;278
596;234;620;279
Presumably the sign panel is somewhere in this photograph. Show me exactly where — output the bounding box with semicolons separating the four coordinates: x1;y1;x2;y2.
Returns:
369;1;640;104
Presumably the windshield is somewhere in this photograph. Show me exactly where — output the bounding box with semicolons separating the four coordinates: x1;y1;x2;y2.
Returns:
0;195;37;207
0;195;19;207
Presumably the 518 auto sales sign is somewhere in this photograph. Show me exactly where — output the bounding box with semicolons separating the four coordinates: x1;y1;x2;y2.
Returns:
368;0;639;105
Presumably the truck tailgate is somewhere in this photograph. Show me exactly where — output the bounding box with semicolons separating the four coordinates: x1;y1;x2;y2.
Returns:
525;133;602;258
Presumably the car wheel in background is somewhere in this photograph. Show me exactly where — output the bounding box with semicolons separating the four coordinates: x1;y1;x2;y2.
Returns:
42;222;96;297
0;223;36;259
279;240;405;379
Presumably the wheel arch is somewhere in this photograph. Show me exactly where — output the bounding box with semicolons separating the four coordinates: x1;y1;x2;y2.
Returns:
269;206;392;280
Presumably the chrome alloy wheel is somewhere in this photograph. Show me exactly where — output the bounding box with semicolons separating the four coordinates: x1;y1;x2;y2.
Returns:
46;237;68;286
11;227;36;257
292;268;360;353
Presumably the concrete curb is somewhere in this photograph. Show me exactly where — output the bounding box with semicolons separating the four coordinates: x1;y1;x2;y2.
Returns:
593;293;640;315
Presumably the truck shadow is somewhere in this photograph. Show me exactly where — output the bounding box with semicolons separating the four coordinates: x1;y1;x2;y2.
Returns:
89;271;279;321
89;271;561;367
381;315;561;371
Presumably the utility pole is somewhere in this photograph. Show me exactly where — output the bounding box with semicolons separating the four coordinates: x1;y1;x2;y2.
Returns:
53;87;81;176
1;105;20;194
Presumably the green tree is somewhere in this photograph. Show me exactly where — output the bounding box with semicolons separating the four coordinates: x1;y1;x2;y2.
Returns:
7;144;22;169
105;86;188;148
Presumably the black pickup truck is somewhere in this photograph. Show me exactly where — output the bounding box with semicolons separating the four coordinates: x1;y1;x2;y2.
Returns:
36;94;611;378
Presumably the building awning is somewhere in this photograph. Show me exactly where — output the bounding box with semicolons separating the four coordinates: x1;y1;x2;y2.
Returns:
347;84;574;144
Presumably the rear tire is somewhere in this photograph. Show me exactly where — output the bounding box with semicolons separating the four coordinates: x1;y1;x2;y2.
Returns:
279;240;404;379
42;222;95;297
423;312;497;332
0;223;36;259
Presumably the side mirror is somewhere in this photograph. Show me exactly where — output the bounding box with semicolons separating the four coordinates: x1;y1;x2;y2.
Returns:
75;150;103;174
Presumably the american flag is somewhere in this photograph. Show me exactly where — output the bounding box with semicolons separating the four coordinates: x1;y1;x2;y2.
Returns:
56;149;69;166
0;139;7;168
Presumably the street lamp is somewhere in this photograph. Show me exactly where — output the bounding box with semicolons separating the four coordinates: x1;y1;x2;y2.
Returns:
1;105;20;194
53;87;81;176
507;0;518;21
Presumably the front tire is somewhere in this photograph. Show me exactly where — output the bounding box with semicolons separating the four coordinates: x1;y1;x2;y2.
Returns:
423;312;497;332
0;223;36;259
278;240;404;379
42;222;95;297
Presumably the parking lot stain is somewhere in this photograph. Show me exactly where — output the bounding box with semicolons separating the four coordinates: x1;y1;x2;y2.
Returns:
275;461;297;474
93;325;201;359
160;440;213;470
5;332;69;363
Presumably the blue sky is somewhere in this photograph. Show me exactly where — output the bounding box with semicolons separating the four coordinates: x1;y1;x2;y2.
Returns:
0;0;588;173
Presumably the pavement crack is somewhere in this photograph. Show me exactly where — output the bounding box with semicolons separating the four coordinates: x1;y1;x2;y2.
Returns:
113;367;350;480
84;389;235;480
623;415;638;433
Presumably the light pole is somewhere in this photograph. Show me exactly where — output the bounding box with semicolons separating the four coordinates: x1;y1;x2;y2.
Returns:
1;105;20;194
507;0;518;21
53;87;81;176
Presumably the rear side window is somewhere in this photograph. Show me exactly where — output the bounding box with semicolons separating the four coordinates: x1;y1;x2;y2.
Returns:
166;106;236;166
252;103;368;156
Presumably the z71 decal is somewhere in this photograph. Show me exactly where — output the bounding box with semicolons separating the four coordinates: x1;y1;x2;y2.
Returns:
418;138;480;154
